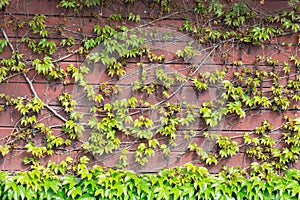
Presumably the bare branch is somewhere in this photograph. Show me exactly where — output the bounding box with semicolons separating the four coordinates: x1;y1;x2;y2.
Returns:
53;49;79;63
23;73;67;122
155;44;219;106
0;27;14;52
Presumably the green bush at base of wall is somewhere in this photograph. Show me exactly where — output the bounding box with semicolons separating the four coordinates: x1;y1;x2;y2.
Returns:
0;162;299;200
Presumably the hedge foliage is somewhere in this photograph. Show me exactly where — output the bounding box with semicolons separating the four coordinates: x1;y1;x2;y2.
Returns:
0;161;300;200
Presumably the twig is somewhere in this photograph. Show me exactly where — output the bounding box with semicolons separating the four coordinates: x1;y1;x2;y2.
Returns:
23;73;67;122
137;10;192;29
53;49;79;63
0;27;14;52
155;44;219;106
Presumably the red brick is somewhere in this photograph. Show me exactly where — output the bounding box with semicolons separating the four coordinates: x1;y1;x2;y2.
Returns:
223;110;297;130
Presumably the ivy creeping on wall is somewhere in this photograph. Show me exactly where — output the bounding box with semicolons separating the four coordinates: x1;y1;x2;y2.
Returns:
1;0;300;179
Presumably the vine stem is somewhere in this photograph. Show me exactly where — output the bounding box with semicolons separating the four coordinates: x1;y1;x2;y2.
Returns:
53;49;79;63
137;9;192;29
23;73;67;122
1;27;14;52
155;44;219;106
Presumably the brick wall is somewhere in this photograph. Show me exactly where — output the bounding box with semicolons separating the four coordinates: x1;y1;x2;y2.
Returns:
0;0;299;173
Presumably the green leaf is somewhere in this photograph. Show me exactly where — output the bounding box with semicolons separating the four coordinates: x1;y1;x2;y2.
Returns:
62;175;77;190
0;40;8;53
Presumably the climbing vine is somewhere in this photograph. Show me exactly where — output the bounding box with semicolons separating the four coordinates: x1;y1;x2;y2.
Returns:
0;0;299;179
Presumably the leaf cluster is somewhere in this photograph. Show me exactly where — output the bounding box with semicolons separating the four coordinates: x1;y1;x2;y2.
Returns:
0;162;300;199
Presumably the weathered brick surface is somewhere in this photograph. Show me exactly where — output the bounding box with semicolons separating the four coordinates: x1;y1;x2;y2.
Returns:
0;0;299;172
